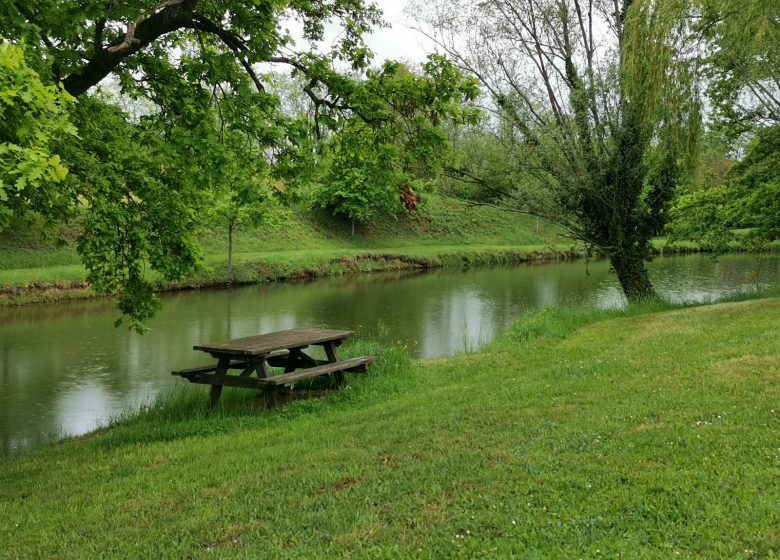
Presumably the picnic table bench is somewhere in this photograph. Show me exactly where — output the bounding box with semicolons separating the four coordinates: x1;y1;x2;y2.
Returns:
172;328;374;408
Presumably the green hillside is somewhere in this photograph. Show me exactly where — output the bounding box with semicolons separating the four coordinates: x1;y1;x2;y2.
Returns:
0;197;575;301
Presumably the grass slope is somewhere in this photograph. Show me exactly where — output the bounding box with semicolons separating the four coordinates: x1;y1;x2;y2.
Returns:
0;199;574;302
1;299;778;558
0;198;562;276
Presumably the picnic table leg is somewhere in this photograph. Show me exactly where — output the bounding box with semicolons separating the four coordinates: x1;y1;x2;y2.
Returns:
284;347;311;373
209;357;230;409
323;341;346;388
255;358;270;379
209;385;223;409
263;386;283;409
284;349;298;373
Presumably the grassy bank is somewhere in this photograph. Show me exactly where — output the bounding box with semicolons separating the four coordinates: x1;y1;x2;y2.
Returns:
1;298;778;558
4;197;779;307
0;198;579;305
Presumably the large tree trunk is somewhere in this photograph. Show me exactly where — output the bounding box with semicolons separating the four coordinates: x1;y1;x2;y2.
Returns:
610;249;656;302
602;107;656;303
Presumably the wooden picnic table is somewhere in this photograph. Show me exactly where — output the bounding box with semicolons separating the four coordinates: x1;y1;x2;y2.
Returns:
172;328;374;408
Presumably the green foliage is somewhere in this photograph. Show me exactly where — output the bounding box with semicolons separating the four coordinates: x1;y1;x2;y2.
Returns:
0;40;75;226
204;125;281;276
60;97;205;332
318;125;407;226
668;183;736;252
2;1;473;328
669;125;780;248
316;56;479;226
665;0;779;251
207;158;273;236
730;126;780;240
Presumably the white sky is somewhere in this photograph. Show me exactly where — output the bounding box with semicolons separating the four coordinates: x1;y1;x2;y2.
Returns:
363;0;432;64
284;0;433;66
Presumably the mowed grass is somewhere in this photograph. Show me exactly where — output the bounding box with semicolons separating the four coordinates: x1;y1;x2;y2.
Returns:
1;299;779;558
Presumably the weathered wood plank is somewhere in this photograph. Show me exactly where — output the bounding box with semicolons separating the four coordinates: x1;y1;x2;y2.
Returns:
182;374;265;390
173;361;251;376
193;328;353;356
258;356;374;387
171;364;218;376
174;352;289;378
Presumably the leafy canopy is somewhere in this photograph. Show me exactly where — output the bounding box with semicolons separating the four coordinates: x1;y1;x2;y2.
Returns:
696;0;780;137
0;1;474;329
667;0;779;249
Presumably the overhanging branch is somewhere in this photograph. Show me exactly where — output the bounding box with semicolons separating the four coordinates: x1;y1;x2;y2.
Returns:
62;0;197;96
192;15;265;93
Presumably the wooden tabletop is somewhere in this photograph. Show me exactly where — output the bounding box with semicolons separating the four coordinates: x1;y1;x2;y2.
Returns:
193;328;354;356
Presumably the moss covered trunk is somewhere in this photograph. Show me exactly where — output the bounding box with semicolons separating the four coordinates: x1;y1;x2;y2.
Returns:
610;249;656;301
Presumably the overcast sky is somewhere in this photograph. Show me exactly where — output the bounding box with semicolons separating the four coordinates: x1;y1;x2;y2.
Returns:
362;0;432;64
285;0;433;66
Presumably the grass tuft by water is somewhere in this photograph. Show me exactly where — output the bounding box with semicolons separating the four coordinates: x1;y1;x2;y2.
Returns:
95;338;416;450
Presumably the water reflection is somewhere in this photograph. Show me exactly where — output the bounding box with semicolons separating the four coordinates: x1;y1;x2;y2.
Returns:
1;254;778;454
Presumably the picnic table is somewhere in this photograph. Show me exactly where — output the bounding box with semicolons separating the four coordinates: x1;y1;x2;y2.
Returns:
172;328;374;408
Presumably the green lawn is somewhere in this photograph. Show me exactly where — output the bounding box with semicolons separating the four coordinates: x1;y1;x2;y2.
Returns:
1;298;778;558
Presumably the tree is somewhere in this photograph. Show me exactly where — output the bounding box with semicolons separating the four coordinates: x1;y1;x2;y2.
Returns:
1;1;382;98
207;129;276;279
670;125;780;249
730;126;780;241
316;57;479;232
697;0;779;138
667;0;779;250
413;0;701;300
0;1;387;328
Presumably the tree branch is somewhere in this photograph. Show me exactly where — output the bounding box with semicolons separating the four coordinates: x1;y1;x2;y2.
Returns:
107;0;188;54
191;15;265;93
62;0;197;96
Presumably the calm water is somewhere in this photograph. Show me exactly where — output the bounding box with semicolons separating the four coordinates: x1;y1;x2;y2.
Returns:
1;254;778;454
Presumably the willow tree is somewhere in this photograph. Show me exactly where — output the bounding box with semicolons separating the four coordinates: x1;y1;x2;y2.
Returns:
413;0;701;300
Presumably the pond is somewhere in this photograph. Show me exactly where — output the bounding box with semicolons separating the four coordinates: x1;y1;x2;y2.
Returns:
1;253;778;455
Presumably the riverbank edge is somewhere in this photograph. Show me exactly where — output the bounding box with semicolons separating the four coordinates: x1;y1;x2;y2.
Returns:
7;292;766;456
0;244;586;307
2;238;777;308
